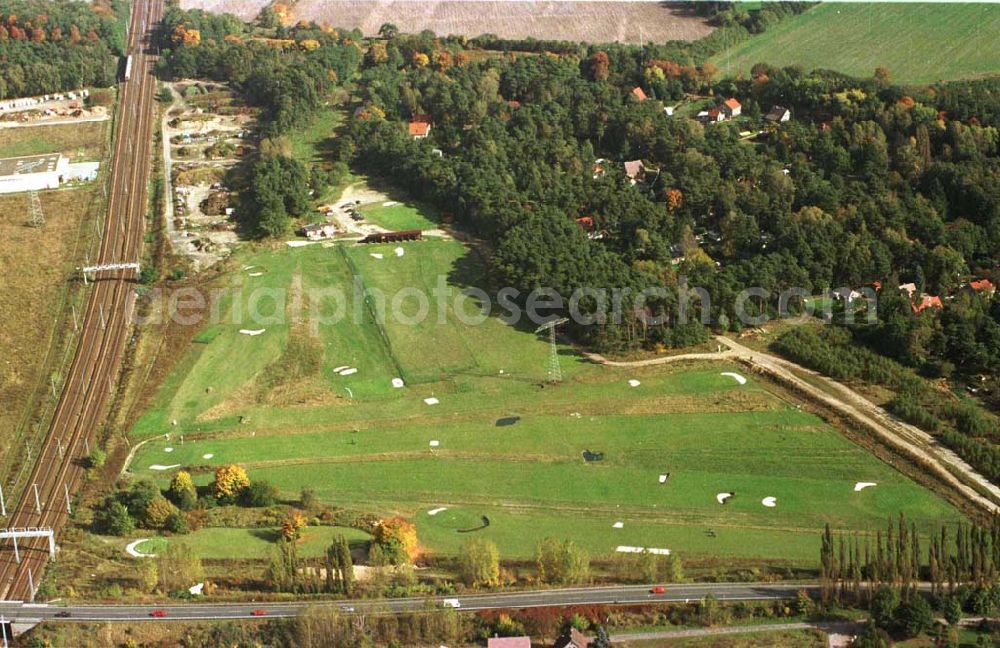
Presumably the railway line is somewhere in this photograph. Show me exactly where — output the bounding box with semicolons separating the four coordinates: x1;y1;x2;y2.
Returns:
0;0;165;601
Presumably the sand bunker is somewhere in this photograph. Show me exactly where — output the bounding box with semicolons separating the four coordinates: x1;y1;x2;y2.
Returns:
383;201;399;207
338;368;358;376
202;453;214;460
394;247;405;257
392;378;405;388
242;265;256;271
628;379;641;387
429;440;440;447
333;365;350;373
761;496;777;507
716;492;733;504
286;241;315;248
721;372;748;385
427;507;447;516
424;397;439;405
854;482;877;491
149;464;181;471
248;272;264;277
612;521;624;529
164;447;174;453
616;546;671;555
659;474;669;484
371;253;383;259
239;329;266;336
125;539;156;558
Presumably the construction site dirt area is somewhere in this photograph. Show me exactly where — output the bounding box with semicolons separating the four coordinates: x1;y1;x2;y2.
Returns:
180;0;713;44
163;82;254;271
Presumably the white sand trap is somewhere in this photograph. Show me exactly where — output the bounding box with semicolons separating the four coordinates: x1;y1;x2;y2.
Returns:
612;521;624;529
658;474;669;484
149;464;181;471
394;247;405;257
616;546;671;555
202;453;214;460
854;482;877;492
427;507;448;516
248;272;264;277
242;265;256;271
392;378;405;388
239;329;266;336
429;440;440;447
164;447;174;453
761;496;777;507
286;241;315;248
721;372;748;385
628;379;641;387
339;368;358;376
370;253;384;259
125;539;156;558
333;365;350;373
383;201;400;206
424;397;439;405
716;492;733;504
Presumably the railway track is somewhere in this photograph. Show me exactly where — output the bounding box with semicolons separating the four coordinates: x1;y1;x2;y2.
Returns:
0;0;165;601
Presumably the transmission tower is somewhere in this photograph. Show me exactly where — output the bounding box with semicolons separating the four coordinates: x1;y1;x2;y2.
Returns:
535;317;569;383
27;190;44;228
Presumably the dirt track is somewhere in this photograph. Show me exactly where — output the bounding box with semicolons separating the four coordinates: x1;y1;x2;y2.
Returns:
587;336;1000;514
179;0;713;44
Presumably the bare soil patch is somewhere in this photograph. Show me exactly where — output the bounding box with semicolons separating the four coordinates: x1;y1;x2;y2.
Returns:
179;0;713;44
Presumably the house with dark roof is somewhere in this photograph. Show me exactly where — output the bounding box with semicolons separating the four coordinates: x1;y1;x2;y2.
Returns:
765;105;791;122
553;627;592;648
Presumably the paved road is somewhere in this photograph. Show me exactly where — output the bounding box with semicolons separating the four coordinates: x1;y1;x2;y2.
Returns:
0;582;815;622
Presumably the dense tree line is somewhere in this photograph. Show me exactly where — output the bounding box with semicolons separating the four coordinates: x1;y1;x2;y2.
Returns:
821;515;1000;643
0;0;128;99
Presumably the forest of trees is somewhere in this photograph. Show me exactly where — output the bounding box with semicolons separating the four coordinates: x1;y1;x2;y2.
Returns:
0;0;128;99
155;5;1000;423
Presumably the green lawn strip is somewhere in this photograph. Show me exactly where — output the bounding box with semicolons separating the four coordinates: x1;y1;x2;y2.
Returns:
132;526;370;560
358;202;439;231
711;3;1000;85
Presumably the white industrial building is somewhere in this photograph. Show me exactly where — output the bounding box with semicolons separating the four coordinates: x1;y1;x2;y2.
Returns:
0;154;99;194
0;154;69;194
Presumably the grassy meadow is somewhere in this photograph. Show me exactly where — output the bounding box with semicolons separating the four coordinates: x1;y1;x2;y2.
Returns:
712;3;1000;85
128;233;964;564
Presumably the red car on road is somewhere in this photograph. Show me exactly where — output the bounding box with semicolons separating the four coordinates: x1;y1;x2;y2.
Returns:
649;586;666;594
251;609;268;616
150;610;167;618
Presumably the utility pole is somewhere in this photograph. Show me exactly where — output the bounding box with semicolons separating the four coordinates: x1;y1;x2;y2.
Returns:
535;317;569;384
64;483;72;515
28;567;35;602
33;483;41;514
0;483;5;517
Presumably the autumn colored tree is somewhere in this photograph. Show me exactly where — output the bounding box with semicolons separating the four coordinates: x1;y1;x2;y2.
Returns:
412;52;429;68
281;511;306;542
666;188;683;213
145;497;179;530
372;517;419;564
433;50;452;71
168;471;198;510
212;464;250;501
589;50;609;81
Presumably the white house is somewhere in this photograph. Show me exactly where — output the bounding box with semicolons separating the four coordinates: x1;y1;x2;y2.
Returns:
0;154;69;194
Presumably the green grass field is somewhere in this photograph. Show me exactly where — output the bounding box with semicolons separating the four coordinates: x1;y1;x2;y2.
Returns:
358;201;439;231
712;3;1000;85
128;232;964;565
